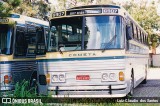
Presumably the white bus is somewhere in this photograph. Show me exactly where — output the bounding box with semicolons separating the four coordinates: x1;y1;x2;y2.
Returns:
0;14;49;93
38;5;149;98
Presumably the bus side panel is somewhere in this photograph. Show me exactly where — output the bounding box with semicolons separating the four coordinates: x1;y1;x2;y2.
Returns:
11;61;37;85
125;53;149;89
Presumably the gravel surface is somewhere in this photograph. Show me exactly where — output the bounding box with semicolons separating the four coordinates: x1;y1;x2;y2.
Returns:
133;68;160;97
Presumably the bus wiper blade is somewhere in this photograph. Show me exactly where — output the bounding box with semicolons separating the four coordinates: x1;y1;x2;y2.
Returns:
74;44;81;50
58;44;64;54
59;48;63;54
102;35;117;52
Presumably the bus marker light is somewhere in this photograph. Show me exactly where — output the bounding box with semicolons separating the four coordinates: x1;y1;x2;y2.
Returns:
4;75;9;84
119;72;124;81
46;74;50;84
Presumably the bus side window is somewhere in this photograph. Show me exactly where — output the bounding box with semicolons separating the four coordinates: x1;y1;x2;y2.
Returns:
136;27;139;41
126;21;134;50
36;27;46;55
145;34;148;45
126;22;133;40
26;26;37;58
14;26;27;56
141;32;144;44
137;28;141;42
133;24;137;40
131;23;134;38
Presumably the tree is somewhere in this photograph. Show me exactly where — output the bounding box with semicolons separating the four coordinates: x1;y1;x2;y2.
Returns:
123;0;160;52
14;1;37;17
13;0;50;20
0;0;22;17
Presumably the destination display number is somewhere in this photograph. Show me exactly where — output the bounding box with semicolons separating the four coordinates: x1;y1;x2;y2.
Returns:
103;8;118;13
52;11;65;17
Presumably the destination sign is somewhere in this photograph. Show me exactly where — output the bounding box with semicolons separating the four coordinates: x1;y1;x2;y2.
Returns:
66;9;102;16
0;18;9;23
52;11;65;17
52;8;119;18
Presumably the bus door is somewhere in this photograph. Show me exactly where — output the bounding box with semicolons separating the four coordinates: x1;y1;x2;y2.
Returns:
26;25;47;57
12;24;38;86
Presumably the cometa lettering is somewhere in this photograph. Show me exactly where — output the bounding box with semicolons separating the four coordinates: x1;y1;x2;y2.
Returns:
69;53;96;57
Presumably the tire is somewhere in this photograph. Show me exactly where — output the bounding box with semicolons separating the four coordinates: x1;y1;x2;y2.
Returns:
141;68;147;84
127;73;134;97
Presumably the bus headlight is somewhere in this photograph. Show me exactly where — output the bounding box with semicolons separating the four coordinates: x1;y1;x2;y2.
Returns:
59;74;65;82
102;73;108;81
109;73;116;80
51;73;66;82
101;73;116;81
52;75;58;82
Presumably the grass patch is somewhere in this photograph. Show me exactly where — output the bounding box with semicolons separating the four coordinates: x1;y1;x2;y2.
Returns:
1;80;160;106
13;80;37;97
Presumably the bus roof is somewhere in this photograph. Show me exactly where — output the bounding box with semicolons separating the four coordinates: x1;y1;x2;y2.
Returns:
22;15;49;26
0;13;49;26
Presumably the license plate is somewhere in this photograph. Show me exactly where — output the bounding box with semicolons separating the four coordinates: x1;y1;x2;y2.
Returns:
76;75;90;80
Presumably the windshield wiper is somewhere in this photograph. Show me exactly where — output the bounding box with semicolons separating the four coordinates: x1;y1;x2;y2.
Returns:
102;34;117;52
58;44;64;54
58;48;63;54
74;44;81;50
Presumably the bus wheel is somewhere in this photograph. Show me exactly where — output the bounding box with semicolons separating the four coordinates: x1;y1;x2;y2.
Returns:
128;73;134;96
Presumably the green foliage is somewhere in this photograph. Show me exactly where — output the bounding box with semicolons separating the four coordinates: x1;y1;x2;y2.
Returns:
0;0;22;17
6;0;21;8
13;80;37;97
149;34;160;48
123;1;160;49
0;2;11;17
37;0;50;19
0;0;50;19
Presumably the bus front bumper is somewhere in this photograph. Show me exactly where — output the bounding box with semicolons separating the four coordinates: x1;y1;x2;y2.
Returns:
47;84;128;98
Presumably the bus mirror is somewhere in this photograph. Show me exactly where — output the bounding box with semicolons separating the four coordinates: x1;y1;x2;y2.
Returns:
126;25;132;40
51;26;56;33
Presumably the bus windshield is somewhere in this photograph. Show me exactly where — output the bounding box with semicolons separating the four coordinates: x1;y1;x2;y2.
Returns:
0;24;13;55
49;16;124;52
